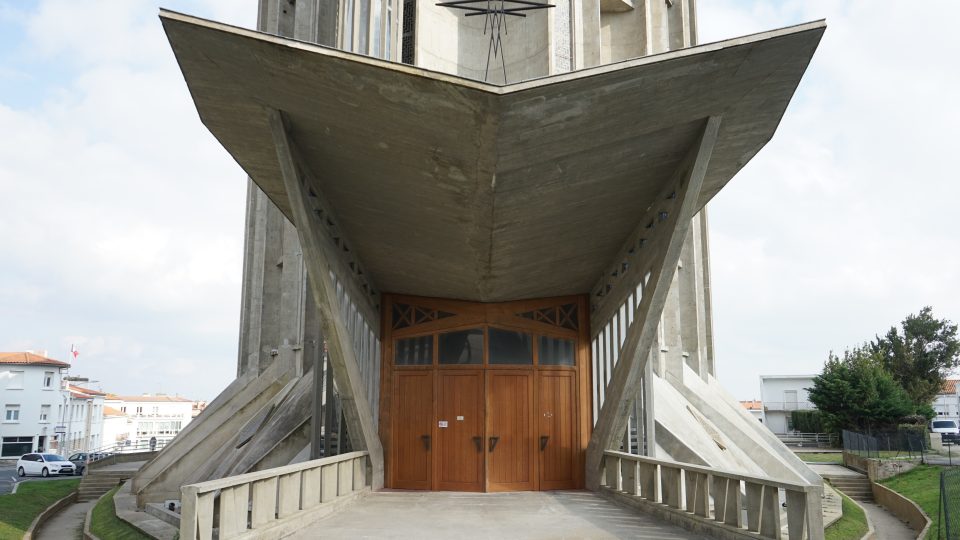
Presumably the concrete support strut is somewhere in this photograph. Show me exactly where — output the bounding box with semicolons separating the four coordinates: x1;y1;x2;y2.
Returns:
585;116;721;489
269;109;385;489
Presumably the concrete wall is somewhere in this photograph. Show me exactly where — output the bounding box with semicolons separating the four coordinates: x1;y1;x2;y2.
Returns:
415;2;550;84
872;481;930;536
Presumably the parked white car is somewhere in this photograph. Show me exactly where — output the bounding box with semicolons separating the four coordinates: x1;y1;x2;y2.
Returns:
16;453;76;477
931;420;960;443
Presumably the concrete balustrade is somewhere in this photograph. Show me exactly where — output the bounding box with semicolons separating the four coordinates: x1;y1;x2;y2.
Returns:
179;451;370;540
601;451;824;540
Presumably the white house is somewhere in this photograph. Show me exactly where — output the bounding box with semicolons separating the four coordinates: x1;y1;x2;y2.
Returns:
0;352;71;457
105;394;194;449
100;405;133;448
740;400;764;423
61;384;106;454
933;379;960;423
759;375;817;435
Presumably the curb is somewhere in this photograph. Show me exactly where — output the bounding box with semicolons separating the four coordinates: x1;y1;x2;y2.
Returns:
82;486;115;540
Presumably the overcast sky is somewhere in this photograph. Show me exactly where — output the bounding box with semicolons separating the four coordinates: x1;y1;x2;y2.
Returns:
1;1;957;402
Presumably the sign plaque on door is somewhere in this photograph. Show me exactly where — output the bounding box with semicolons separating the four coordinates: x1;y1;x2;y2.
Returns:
438;420;449;428
457;416;464;421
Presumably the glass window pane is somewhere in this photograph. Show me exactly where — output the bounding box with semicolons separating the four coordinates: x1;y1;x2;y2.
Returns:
539;336;575;366
439;329;483;365
394;335;432;365
489;328;532;365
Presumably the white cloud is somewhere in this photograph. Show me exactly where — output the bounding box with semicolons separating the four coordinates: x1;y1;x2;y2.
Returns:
699;0;960;398
0;0;257;400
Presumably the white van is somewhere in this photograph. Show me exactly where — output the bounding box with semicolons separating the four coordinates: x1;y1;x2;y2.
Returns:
931;419;960;443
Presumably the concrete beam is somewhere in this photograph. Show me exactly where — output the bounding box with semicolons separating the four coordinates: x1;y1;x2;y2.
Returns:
269;109;385;489
585;115;720;489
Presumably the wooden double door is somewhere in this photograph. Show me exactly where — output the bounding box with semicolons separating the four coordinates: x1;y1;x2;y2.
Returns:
392;367;578;492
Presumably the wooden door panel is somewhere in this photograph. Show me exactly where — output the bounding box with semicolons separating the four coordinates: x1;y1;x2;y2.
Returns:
436;370;484;491
487;370;536;491
538;371;578;490
392;371;433;489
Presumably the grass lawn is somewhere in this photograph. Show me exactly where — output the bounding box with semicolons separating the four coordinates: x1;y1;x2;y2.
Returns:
89;485;153;540
797;452;844;463
880;464;941;539
825;491;869;540
0;478;80;539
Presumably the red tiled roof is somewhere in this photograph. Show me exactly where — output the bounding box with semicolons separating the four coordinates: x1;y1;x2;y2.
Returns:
0;352;70;368
111;395;193;403
69;384;106;396
102;406;125;416
740;400;763;411
944;379;959;394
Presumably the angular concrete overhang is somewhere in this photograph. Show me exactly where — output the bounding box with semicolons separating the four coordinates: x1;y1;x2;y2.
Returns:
160;10;824;302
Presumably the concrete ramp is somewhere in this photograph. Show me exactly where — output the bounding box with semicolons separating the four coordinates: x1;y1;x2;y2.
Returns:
132;359;299;505
653;365;821;487
285;491;707;539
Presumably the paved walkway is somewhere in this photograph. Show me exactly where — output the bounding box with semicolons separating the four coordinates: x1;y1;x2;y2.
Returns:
859;501;915;540
34;500;94;540
287;490;707;539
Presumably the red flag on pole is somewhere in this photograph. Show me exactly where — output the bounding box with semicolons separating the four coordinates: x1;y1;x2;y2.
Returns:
70;344;79;359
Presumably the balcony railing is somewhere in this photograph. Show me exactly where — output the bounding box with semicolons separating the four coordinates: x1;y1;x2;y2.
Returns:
180;451;369;540
601;450;824;540
763;401;815;411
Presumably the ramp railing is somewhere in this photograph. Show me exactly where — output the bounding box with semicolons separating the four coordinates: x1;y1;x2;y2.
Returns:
179;450;369;540
601;450;824;540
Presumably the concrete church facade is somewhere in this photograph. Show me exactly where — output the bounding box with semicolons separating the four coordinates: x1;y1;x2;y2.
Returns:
134;1;827;537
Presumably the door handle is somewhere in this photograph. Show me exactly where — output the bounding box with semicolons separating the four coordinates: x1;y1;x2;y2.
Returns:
421;435;431;451
540;435;549;451
473;436;483;452
488;436;499;452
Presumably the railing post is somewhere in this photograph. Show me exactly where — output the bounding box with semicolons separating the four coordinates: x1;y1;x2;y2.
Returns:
338;459;354;495
759;485;782;539
745;481;763;533
353;456;366;488
321;463;338;502
805;487;826;540
623;459;638;495
302;466;323;509
639;461;658;502
179;485;199;540
604;454;621;490
251;476;279;529
684;471;709;517
278;471;302;518
785;489;808;540
219;483;251;538
660;465;682;509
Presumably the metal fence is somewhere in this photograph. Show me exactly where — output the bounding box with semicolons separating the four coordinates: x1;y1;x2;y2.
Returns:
842;429;927;460
941;468;960;539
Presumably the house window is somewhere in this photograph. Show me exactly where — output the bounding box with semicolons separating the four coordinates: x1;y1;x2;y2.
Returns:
43;371;54;388
4;405;20;422
40;405;50;423
6;371;24;389
136;406;143;415
121;406;126;413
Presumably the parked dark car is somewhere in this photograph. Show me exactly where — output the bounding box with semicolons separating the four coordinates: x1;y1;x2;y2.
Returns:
67;452;89;475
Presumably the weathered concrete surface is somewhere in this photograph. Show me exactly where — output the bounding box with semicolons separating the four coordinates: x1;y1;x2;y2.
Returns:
160;10;823;302
286;490;708;539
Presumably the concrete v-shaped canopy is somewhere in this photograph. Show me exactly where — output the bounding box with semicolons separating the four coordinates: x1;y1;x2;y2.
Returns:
160;10;824;302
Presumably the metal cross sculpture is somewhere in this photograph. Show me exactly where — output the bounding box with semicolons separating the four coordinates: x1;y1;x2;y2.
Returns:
436;1;554;83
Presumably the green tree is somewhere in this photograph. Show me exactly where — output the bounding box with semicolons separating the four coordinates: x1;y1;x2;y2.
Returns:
807;347;914;434
871;307;960;408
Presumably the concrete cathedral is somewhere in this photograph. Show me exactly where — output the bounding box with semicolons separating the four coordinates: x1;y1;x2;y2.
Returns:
131;1;826;538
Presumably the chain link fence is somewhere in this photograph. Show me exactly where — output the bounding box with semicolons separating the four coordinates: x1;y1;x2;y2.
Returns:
940;468;960;539
843;429;927;460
